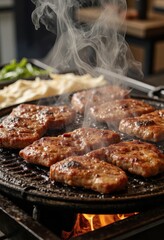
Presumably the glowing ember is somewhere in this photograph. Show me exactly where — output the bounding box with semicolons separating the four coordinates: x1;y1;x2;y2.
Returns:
62;212;138;239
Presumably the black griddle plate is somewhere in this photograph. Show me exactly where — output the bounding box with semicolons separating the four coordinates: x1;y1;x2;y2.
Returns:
0;94;164;214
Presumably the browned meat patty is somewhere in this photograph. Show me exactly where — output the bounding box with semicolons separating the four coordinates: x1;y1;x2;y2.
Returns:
0;104;76;149
11;104;76;129
50;155;128;194
87;140;164;177
119;109;164;142
0;115;47;148
90;98;155;127
2;115;47;135
71;85;129;114
19;128;120;167
0;128;44;149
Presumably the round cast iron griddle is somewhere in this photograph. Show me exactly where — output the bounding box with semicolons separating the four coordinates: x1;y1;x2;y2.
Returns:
0;94;164;213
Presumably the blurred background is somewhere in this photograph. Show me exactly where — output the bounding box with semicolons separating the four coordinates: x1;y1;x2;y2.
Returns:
126;0;164;75
0;0;164;77
0;0;56;63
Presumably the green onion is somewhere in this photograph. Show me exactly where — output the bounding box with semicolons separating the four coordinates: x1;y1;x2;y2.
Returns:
0;58;49;82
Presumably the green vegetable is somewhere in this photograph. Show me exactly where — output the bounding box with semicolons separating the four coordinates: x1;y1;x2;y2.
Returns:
0;58;49;82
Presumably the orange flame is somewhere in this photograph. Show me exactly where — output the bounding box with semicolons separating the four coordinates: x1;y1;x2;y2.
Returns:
62;212;138;239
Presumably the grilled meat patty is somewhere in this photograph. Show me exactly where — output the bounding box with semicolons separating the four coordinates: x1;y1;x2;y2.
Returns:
119;109;164;142
19;128;120;167
50;155;128;194
0;115;47;148
87;140;164;177
90;98;155;127
0;126;45;149
71;85;129;114
11;104;76;129
0;104;76;148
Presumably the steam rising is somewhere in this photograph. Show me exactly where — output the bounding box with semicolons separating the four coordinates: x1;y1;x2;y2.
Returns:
31;0;143;78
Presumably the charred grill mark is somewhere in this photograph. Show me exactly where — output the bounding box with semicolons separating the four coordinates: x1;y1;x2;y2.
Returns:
136;120;155;127
3;116;20;129
62;160;84;169
41;110;54;115
7;116;20;123
120;104;129;110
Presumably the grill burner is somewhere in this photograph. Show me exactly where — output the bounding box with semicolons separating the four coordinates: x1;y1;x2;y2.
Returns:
0;94;164;214
0;191;164;240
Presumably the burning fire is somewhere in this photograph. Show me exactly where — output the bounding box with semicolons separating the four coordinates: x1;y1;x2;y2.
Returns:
62;212;138;239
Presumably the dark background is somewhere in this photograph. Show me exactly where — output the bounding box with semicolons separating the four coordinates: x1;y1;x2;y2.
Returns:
14;0;99;60
14;0;56;60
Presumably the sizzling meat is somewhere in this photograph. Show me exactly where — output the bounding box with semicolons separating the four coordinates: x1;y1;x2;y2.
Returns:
87;140;164;177
0;115;47;148
0;104;76;149
50;156;128;194
119;109;164;142
71;85;129;114
11;104;76;129
19;128;120;167
90;98;155;127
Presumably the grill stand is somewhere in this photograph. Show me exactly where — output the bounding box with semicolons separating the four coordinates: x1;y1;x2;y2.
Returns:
73;205;164;240
0;69;164;239
0;192;60;240
1;191;164;240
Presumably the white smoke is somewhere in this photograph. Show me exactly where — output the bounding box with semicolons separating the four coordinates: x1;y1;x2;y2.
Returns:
31;0;143;78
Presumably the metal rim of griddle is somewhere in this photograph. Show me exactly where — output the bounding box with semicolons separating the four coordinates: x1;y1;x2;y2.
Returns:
0;94;164;213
